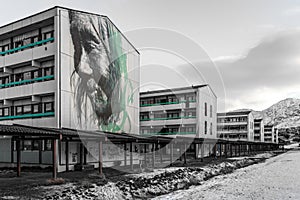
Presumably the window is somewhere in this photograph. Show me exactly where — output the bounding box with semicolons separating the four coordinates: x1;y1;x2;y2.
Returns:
210;105;213;118
31;36;39;44
32;104;41;114
23;71;31;81
14;41;23;50
2;44;9;54
204;102;207;116
23;140;32;151
0;76;9;85
32;69;42;79
23;38;31;46
23;105;32;114
44;140;52;151
44;102;54;112
3;108;9;116
204;121;207;134
15;73;24;82
15;106;23;115
44;31;54;40
32;140;39;151
210;122;213;135
44;67;54;76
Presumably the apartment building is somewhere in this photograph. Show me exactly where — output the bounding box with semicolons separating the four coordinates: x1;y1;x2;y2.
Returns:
0;7;140;171
140;85;217;139
254;118;264;142
217;111;254;141
263;125;274;143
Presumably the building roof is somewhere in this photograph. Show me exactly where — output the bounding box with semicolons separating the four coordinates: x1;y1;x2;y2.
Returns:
254;118;263;121
217;110;252;116
0;6;139;55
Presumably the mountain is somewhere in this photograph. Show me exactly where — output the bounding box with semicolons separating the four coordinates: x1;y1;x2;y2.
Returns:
262;98;300;128
232;98;300;128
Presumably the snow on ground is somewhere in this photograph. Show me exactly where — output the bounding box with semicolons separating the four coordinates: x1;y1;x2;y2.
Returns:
153;150;300;200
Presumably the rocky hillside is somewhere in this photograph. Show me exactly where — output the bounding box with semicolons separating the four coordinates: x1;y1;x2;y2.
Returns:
262;98;300;128
233;98;300;128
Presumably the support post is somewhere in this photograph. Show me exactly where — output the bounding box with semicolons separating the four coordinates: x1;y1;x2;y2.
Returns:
213;144;217;158
124;143;127;166
11;138;14;163
194;143;197;159
144;144;147;165
201;143;204;162
39;140;42;164
52;139;57;179
79;143;83;167
230;144;233;157
99;141;103;175
183;143;187;164
170;143;174;165
219;144;222;158
84;146;87;165
160;144;163;164
130;143;133;171
152;143;155;168
16;139;21;177
65;140;69;172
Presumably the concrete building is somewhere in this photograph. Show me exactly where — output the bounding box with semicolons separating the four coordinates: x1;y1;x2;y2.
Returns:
140;85;217;157
217;111;254;141
263;125;274;143
263;125;278;144
140;85;217;138
0;6;140;172
254;118;264;142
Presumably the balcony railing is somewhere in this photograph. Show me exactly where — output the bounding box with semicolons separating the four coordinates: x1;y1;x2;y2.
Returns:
142;132;196;135
140;100;196;107
0;75;54;89
0;38;54;56
0;112;55;121
140;115;196;121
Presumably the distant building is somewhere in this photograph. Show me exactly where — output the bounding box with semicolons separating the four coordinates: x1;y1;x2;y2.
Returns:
217;111;254;141
274;128;279;144
264;125;274;143
140;84;217;139
254;118;264;142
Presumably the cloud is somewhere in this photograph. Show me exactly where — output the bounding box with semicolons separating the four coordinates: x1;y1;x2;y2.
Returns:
214;30;300;111
175;30;300;112
283;7;300;16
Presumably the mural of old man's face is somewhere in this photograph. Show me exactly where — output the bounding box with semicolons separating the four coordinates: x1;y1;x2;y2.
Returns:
67;10;138;133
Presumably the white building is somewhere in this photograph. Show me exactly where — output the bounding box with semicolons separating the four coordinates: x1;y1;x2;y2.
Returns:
0;6;140;172
217;111;254;141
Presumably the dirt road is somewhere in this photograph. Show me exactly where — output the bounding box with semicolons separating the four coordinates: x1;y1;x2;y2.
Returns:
154;150;300;200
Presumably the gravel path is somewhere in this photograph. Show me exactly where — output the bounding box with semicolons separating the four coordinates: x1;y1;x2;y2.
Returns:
154;150;300;200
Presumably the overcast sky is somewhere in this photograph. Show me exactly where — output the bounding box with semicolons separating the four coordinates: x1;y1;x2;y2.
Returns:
2;0;300;111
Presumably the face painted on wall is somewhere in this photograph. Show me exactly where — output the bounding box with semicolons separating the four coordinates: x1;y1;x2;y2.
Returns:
69;11;130;131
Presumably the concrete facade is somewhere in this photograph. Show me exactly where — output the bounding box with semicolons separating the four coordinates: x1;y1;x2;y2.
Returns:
254;118;264;142
140;85;217;139
0;7;140;171
217;111;255;141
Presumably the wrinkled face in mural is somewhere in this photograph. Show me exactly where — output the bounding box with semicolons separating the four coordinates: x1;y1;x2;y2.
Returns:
69;11;130;131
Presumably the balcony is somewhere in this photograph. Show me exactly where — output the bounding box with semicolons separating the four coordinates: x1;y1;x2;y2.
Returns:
140;100;196;112
0;38;54;56
0;75;54;89
217;121;248;126
0;112;54;121
140;116;197;126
